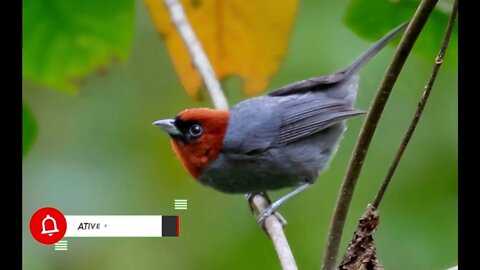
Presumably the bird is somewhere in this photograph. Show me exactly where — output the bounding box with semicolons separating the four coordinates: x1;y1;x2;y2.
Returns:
153;22;407;226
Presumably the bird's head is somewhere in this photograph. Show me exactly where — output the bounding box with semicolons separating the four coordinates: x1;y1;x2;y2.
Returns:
153;108;230;178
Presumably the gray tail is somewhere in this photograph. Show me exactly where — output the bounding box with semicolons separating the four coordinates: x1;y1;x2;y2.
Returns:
269;21;409;97
341;21;409;78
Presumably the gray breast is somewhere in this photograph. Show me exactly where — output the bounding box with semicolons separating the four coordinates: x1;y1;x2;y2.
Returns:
199;123;346;193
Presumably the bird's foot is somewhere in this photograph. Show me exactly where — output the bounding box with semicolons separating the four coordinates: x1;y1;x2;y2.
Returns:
258;206;288;229
247;183;312;231
246;192;288;230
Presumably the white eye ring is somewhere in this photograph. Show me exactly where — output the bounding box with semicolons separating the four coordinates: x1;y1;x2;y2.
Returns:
189;124;203;137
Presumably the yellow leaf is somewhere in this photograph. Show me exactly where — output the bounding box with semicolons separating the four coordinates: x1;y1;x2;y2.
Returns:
145;0;298;98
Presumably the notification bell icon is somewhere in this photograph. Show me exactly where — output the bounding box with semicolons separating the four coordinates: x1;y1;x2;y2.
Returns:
31;207;67;244
41;214;60;236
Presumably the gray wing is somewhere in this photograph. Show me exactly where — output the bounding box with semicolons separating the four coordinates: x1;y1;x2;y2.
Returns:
222;96;284;154
267;71;348;97
223;91;364;154
274;92;364;146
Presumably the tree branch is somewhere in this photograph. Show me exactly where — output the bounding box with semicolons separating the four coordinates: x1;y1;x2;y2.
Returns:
163;0;228;110
372;0;458;209
162;0;297;269
251;195;298;270
321;1;440;269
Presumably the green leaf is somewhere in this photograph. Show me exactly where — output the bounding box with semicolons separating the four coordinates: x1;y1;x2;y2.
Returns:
23;103;37;157
344;0;457;67
22;0;135;93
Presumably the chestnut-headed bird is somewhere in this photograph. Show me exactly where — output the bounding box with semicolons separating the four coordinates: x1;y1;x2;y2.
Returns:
153;23;407;226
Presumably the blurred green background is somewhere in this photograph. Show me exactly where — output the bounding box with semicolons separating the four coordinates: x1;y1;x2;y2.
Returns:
22;0;457;269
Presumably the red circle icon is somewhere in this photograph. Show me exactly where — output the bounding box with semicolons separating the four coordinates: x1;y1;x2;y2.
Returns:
30;207;67;245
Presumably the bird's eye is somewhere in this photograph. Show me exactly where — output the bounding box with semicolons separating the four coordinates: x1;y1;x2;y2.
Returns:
189;124;203;137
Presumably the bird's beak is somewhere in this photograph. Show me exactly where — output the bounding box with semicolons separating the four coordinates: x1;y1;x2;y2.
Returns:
152;119;181;136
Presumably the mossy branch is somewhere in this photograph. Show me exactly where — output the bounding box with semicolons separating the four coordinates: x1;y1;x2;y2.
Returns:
321;0;441;269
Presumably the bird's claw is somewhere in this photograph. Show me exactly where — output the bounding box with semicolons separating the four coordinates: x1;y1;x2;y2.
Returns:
274;211;288;228
246;192;288;231
258;206;288;229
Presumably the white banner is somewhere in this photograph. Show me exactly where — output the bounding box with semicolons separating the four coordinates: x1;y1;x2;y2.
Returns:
64;215;170;237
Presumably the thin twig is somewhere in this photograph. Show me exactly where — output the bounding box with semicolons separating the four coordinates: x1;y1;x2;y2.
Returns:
163;0;228;110
321;1;440;269
252;195;298;270
372;0;458;209
162;0;297;269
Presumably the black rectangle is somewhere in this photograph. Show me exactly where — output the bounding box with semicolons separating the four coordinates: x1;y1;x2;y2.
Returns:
162;216;179;237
